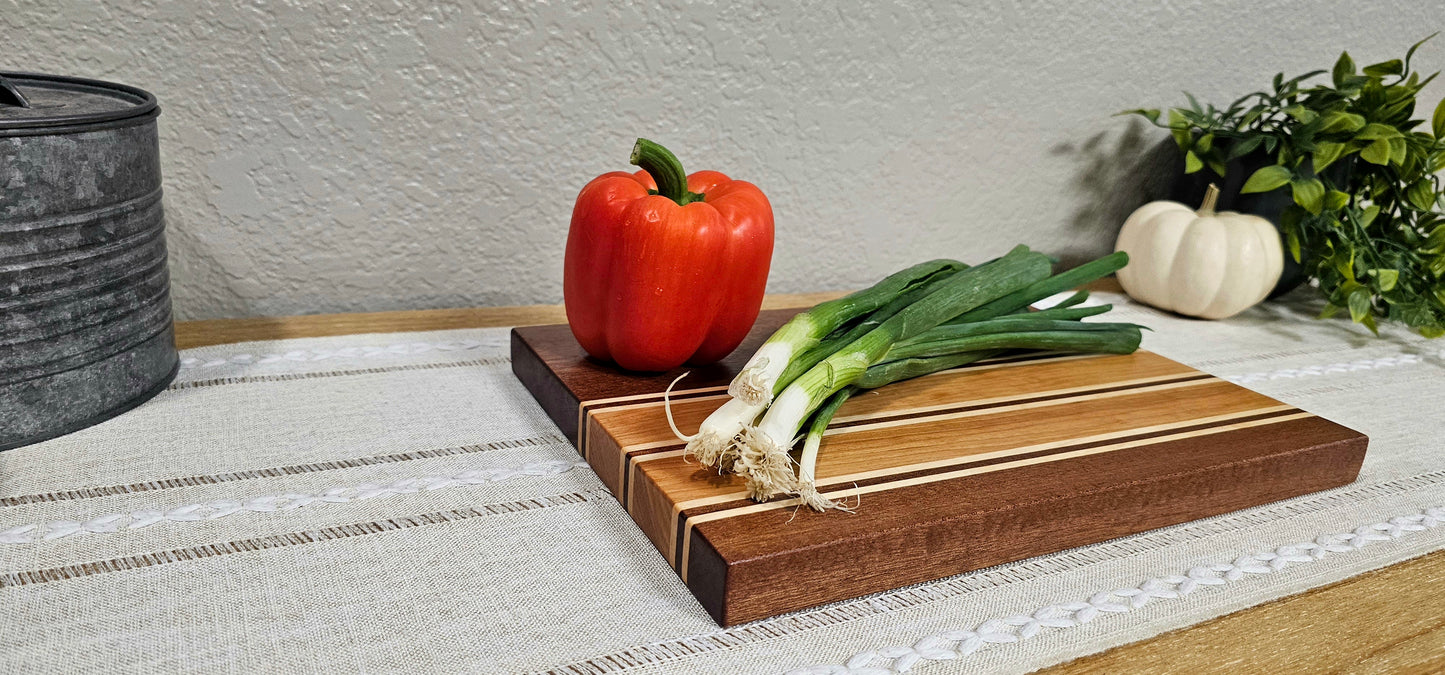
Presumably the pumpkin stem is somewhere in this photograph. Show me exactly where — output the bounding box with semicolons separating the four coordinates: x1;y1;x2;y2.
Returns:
1199;184;1221;215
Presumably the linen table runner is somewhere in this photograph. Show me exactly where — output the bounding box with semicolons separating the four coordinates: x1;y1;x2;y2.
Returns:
2;291;1443;674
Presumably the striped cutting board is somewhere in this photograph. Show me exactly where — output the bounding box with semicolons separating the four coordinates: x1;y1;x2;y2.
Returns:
511;310;1367;626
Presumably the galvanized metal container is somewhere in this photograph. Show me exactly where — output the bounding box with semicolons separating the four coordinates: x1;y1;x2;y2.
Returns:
1;72;176;451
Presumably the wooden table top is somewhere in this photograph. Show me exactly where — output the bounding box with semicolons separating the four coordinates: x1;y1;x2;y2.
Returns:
174;290;1444;673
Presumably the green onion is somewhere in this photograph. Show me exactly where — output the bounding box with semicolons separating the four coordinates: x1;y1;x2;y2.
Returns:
795;385;857;510
947;251;1127;324
773;264;970;389
727;259;967;407
883;323;1144;361
854;350;1005;389
1048;290;1091;310
675;259;965;468
739;246;1053;501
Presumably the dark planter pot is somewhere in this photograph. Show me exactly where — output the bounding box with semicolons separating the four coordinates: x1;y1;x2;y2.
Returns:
1;73;176;451
1169;146;1350;299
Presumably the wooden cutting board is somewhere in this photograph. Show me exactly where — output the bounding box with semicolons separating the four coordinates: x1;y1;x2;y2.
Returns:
510;309;1368;626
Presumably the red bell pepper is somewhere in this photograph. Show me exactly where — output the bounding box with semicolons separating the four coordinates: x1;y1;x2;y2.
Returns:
564;139;774;372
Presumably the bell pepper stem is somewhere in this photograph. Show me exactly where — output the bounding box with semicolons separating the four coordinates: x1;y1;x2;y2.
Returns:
631;138;693;205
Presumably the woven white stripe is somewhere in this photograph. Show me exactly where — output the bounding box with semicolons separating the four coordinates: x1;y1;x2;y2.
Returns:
1222;353;1433;385
177;339;503;370
786;505;1445;674
0;460;589;545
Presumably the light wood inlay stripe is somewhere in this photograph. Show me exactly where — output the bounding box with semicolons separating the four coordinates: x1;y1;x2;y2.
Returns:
678;411;1314;581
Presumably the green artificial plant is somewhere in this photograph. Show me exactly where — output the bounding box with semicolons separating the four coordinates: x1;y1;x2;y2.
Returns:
1123;34;1445;337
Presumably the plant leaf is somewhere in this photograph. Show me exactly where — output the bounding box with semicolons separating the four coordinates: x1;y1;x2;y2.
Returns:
1227;135;1265;160
1283;104;1317;123
1184;150;1203;174
1324;190;1350;211
1408;179;1438;211
1286;229;1302;263
1168;108;1192;150
1426;223;1445;251
1362;313;1380;336
1363;59;1404;77
1361;205;1381;228
1313;142;1349;173
1348;286;1372;323
1333;51;1355;87
1389;137;1408;165
1435;96;1445;138
1361;138;1392;164
1117;108;1161;124
1405;33;1438;73
1370;268;1400;291
1319;111;1366;134
1241;165;1292;193
1291;177;1326;214
1355;123;1402;140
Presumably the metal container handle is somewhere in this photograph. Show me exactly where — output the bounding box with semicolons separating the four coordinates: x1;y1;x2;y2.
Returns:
0;74;31;108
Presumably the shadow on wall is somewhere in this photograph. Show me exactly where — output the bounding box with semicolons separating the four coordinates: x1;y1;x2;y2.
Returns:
1050;118;1180;268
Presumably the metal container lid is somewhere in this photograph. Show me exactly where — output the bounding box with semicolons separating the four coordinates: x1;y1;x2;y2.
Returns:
0;72;158;135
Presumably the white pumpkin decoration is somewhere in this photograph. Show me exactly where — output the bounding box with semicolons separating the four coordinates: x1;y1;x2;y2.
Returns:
1115;184;1284;320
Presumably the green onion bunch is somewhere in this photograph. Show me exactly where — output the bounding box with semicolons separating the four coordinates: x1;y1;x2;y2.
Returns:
666;246;1143;511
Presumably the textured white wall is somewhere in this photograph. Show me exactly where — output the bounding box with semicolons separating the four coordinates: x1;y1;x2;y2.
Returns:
5;0;1442;319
